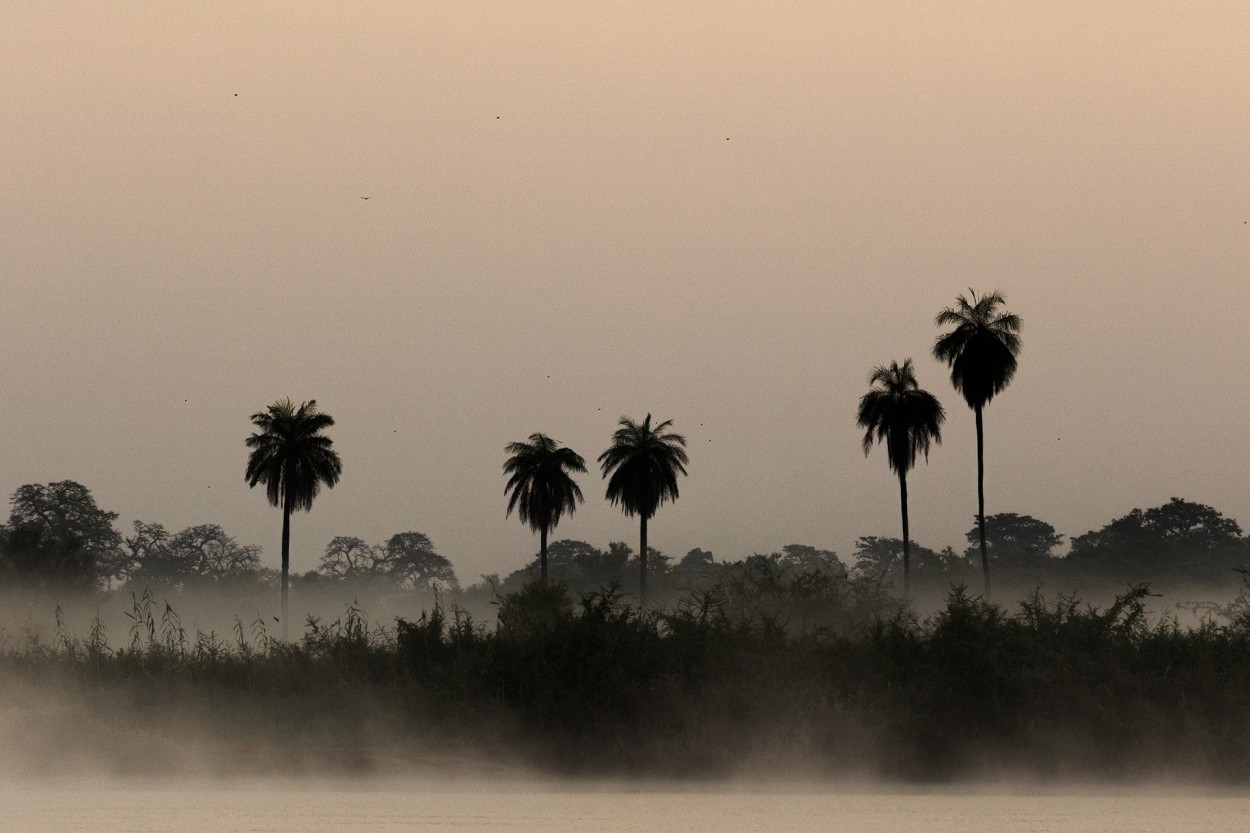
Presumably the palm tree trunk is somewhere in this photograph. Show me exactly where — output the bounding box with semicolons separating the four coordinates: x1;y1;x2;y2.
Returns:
976;403;989;599
639;513;648;608
539;525;548;586
899;469;910;601
280;496;291;641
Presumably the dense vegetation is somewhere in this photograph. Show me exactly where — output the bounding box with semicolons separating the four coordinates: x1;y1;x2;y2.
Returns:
2;479;1249;780
6;575;1250;781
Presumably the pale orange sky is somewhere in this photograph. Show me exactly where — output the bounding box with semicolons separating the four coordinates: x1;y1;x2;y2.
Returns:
2;3;1248;582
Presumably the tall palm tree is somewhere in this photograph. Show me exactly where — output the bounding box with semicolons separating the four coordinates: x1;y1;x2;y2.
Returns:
245;398;342;639
598;414;689;607
856;359;945;600
503;433;587;585
933;289;1022;598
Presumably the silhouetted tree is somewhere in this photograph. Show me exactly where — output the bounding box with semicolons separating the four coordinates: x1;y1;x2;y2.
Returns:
319;536;378;579
963;512;1062;566
933;289;1022;598
856;359;945;599
546;539;611;572
852;535;943;582
382;531;458;591
775;544;846;577
0;481;121;588
124;521;261;590
503;433;587;585
676;548;715;574
319;532;457;591
1067;497;1247;583
496;539;631;596
245;398;343;639
598;414;689;607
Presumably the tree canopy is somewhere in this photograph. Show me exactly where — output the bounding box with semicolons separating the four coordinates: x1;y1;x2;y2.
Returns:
318;532;457;591
0;481;121;587
963;513;1063;565
1067;498;1247;583
123;521;261;590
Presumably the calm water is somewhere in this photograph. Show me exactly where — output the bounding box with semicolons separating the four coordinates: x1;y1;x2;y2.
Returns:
3;780;1249;833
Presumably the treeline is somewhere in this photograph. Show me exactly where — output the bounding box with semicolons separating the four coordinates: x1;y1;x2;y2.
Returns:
0;481;454;597
1;481;1248;620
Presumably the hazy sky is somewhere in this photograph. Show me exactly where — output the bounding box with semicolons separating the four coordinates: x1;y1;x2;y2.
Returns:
3;4;1248;582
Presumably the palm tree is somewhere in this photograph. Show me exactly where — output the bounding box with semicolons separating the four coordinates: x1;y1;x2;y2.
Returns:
856;359;945;600
933;289;1022;598
245;398;343;639
503;433;587;584
598;414;689;607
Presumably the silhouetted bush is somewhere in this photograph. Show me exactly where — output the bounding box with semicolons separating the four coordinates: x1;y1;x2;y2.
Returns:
6;578;1250;781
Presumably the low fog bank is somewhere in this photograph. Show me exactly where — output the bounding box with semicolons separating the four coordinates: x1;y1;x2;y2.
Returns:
1;574;1250;786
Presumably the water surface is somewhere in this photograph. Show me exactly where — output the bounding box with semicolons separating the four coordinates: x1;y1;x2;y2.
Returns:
4;781;1248;833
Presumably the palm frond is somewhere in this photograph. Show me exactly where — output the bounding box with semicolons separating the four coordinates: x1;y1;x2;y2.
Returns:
244;399;342;512
932;289;1023;408
598;414;689;519
503;433;587;535
856;360;944;476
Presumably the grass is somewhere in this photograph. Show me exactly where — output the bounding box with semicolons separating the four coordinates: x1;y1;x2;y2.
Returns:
4;577;1250;781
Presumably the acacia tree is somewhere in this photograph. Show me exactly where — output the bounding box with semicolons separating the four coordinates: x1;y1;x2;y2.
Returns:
382;531;458;591
503;433;587;585
933;290;1022;598
245;398;342;639
598;414;689;607
319;532;457;591
318;536;377;579
124;522;261;590
856;359;945;599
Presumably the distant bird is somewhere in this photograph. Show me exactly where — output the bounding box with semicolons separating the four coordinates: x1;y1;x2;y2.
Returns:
360;196;370;200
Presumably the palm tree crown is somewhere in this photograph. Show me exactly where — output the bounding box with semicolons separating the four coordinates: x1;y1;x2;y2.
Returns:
599;414;688;607
503;433;587;575
598;414;689;520
933;289;1023;409
857;359;945;476
245;399;343;512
